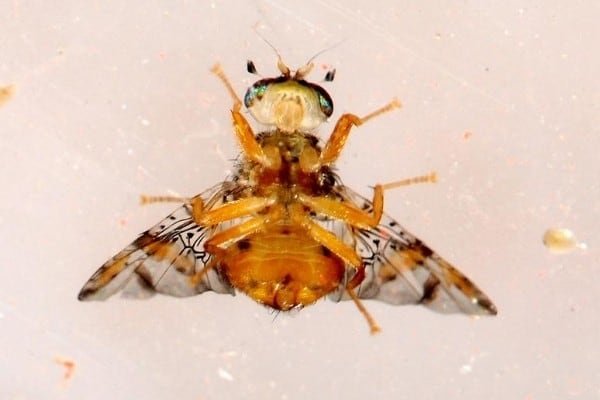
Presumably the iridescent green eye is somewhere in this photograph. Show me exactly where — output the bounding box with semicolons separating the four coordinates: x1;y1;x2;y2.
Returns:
244;83;268;108
302;81;334;117
318;92;333;117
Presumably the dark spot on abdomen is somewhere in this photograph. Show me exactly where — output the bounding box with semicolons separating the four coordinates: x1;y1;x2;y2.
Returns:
237;239;252;250
320;245;332;257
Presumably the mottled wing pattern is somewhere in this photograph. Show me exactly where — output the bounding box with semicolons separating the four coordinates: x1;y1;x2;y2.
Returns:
329;186;497;316
78;183;240;301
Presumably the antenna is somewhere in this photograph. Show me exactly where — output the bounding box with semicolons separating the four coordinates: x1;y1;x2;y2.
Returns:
253;28;290;77
296;39;346;80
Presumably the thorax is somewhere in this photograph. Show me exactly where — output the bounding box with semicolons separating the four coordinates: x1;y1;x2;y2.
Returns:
234;130;336;205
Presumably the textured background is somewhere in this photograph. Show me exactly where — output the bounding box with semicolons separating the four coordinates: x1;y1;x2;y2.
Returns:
1;1;598;399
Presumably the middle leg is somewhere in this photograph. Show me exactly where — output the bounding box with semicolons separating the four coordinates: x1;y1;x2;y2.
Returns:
297;172;438;231
297;186;384;230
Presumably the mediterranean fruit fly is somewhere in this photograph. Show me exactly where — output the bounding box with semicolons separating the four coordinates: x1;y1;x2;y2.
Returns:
79;56;497;334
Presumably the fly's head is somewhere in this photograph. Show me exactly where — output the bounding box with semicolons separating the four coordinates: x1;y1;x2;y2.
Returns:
243;59;335;133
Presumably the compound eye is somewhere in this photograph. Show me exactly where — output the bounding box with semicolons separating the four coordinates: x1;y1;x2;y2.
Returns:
244;82;268;108
316;89;334;117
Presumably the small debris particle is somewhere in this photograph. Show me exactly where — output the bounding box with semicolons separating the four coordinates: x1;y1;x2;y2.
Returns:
217;367;234;381
543;228;584;254
459;364;472;374
0;85;15;106
54;357;76;382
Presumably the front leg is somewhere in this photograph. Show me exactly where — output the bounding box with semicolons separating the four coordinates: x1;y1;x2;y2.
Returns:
319;99;401;165
211;63;280;169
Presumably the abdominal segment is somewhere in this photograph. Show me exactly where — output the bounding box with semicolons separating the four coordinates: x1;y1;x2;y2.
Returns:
219;224;346;310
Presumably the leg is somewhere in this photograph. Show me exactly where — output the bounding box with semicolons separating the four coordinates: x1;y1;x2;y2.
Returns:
191;196;275;226
211;63;242;112
298;185;384;230
320;99;401;165
290;205;381;333
188;205;285;286
288;204;362;268
211;63;277;168
381;171;438;190
347;286;381;334
231;110;279;168
140;195;189;205
298;172;438;230
290;203;381;334
204;204;284;251
140;193;274;228
343;255;381;334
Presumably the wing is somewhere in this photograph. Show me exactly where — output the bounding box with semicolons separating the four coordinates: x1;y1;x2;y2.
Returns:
328;186;497;316
78;183;241;301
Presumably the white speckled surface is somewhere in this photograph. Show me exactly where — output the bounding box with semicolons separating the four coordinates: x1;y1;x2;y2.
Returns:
1;1;598;399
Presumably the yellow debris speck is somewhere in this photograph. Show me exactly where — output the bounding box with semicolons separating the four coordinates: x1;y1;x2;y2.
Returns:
0;85;15;106
543;228;584;254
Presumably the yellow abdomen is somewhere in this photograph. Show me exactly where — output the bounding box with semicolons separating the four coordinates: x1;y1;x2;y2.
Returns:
219;224;345;310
